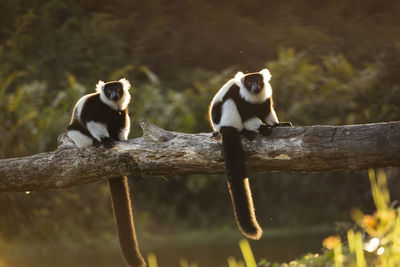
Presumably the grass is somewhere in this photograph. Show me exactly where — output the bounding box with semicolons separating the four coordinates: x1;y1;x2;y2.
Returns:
322;169;400;267
146;169;400;267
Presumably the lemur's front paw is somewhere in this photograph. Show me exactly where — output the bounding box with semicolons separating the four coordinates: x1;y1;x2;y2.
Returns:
101;137;116;149
275;122;292;127
211;131;221;140
258;125;273;136
93;139;102;148
242;130;258;141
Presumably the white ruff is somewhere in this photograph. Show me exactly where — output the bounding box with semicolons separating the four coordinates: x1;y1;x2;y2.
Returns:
95;80;105;93
119;114;130;140
118;78;132;110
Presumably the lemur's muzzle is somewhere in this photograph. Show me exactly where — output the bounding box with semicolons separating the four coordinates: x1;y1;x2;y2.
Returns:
251;82;261;94
110;91;120;101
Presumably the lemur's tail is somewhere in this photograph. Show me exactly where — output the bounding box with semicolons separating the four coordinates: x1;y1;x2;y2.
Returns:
109;176;146;267
220;126;263;240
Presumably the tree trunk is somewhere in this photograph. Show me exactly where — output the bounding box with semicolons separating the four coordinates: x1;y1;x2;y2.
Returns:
1;119;399;192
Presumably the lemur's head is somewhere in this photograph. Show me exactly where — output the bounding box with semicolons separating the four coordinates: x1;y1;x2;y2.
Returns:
104;81;124;101
243;73;264;94
235;69;272;103
96;78;131;110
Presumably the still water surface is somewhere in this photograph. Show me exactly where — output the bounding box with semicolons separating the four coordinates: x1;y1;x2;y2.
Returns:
6;231;328;267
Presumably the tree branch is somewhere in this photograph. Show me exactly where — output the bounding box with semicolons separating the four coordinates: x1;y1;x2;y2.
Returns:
1;119;400;192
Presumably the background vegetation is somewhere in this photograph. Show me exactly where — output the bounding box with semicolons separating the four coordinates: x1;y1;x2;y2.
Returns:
0;0;400;266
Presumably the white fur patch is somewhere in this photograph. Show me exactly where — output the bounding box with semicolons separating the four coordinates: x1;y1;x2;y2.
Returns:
99;90;119;110
238;83;268;104
265;109;279;125
259;68;272;82
67;130;93;148
210;77;236;104
119;115;130;140
95;80;105;93
119;78;131;91
209;77;237;131
244;117;263;131
219;99;244;131
234;71;245;80
118;78;131;110
261;68;272;99
87;121;109;141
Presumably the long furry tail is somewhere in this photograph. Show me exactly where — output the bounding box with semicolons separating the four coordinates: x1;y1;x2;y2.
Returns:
220;126;262;240
109;176;146;267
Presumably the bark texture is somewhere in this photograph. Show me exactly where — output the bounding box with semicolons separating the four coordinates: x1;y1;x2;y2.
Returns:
1;119;399;192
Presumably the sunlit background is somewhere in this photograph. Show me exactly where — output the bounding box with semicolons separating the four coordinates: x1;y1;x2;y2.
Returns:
1;0;400;266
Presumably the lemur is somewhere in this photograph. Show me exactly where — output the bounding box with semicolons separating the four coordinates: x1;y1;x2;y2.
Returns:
209;69;291;240
67;79;146;267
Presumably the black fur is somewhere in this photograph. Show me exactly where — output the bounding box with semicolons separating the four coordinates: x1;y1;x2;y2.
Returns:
80;94;127;139
109;176;146;267
223;85;272;124
67;94;128;143
211;101;223;124
220;126;262;240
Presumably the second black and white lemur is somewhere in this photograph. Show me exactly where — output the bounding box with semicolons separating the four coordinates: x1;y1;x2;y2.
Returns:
209;69;291;240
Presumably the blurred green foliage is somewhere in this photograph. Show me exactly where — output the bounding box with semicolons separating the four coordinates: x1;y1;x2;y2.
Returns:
0;0;399;256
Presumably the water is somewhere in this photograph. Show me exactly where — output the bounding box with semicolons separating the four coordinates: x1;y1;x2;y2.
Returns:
4;231;329;267
147;232;328;266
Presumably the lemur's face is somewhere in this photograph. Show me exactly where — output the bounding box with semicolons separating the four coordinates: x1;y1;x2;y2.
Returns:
104;82;124;101
243;73;264;94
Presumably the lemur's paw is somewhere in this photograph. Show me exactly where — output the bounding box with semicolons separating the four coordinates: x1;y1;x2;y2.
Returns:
102;138;116;149
275;122;292;127
211;131;221;140
258;125;272;136
93;140;102;148
242;130;258;140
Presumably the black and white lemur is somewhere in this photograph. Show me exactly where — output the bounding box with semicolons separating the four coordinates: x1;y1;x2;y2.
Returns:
209;69;291;240
67;79;146;267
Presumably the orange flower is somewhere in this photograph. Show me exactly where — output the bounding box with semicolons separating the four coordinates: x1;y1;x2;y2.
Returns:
322;236;340;250
363;214;377;228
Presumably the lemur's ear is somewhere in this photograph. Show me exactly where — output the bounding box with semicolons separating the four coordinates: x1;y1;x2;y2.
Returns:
234;71;245;79
259;69;271;82
96;80;105;93
234;71;245;84
119;78;131;91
